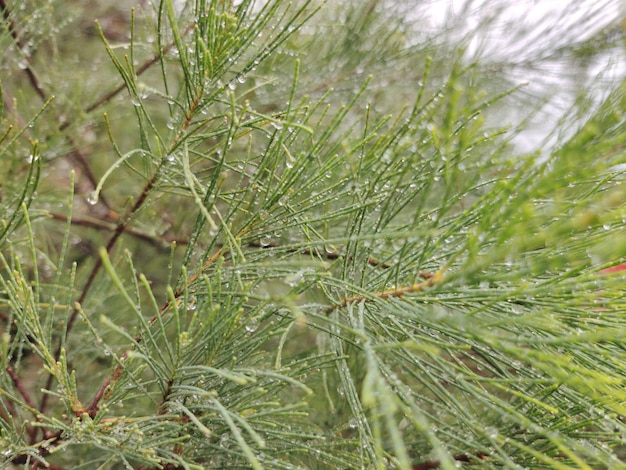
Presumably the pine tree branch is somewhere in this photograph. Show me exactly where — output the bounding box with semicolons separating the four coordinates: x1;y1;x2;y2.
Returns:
85;233;436;416
47;86;207;419
6;1;625;467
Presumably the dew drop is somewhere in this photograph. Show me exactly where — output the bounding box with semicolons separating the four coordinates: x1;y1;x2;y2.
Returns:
86;191;98;205
485;426;499;439
245;320;259;333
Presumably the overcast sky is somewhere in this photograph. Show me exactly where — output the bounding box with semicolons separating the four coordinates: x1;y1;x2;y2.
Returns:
418;0;625;151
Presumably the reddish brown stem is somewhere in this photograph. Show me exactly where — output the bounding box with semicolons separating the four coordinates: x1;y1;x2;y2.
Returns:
40;171;160;417
325;270;441;315
247;240;398;269
48;212;189;248
69;75;204;418
6;364;37;410
6;364;48;444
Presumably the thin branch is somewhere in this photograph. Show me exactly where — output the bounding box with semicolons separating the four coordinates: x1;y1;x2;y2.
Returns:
40;168;162;417
49;213;402;272
74;22;195;120
70;86;208;418
87;373;111;416
5;364;37;411
325;270;443;315
5;364;53;442
247;239;395;269
48;212;189;248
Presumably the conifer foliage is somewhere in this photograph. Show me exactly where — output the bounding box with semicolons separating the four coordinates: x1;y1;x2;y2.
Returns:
1;0;626;468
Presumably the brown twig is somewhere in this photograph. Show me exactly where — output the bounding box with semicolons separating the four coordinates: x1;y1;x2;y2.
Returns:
6;364;54;443
6;364;37;411
56;77;206;418
74;22;196;121
70;83;208;419
48;212;189;248
325;270;443;315
40;169;162;417
247;240;395;269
